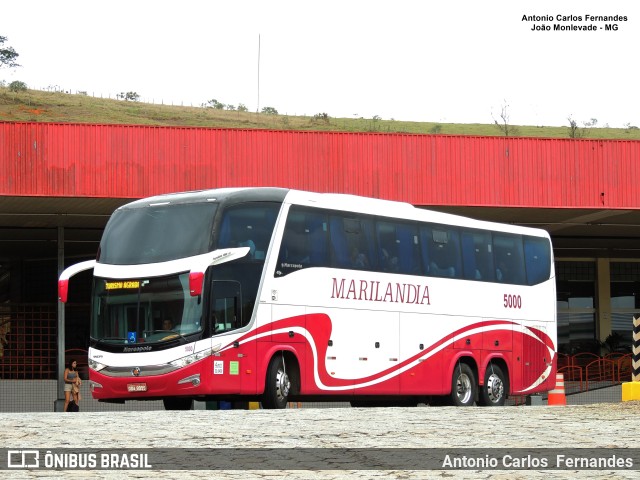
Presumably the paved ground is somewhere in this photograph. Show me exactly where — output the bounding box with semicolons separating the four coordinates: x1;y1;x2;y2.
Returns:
1;401;639;479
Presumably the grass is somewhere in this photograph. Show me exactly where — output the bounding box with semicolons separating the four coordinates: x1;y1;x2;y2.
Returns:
1;86;639;140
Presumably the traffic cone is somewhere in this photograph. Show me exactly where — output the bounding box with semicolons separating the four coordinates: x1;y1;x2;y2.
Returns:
547;373;567;406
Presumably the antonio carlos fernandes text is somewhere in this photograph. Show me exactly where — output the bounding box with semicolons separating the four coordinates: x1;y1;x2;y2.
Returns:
442;454;633;469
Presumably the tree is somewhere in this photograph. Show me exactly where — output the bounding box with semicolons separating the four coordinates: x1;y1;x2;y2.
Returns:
261;106;278;115
237;103;248;112
312;112;330;124
0;36;20;69
8;80;27;92
202;99;225;109
116;91;140;102
567;116;591;138
492;102;519;137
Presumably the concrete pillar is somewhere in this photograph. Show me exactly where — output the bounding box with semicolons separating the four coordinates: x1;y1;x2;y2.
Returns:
596;258;611;343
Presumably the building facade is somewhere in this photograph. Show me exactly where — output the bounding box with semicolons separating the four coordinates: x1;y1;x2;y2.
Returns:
1;121;640;379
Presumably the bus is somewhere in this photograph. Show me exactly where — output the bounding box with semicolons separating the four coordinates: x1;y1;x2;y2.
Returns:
59;188;557;409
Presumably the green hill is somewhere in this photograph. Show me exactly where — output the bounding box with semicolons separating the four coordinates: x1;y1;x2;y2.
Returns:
1;86;639;140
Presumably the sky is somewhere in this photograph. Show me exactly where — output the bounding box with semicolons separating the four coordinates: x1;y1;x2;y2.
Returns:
1;0;638;128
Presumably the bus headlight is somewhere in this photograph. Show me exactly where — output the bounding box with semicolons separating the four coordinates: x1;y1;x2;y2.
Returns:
169;349;212;368
89;359;107;372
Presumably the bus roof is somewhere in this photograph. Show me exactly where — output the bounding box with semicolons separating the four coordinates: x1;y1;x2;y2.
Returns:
119;187;550;239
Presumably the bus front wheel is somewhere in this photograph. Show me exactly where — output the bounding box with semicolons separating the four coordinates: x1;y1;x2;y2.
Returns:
262;355;290;409
450;363;476;407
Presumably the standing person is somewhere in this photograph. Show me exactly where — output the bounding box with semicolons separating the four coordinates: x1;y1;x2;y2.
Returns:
64;359;81;412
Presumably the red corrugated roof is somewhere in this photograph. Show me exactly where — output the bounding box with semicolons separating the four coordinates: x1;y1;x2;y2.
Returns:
1;122;639;209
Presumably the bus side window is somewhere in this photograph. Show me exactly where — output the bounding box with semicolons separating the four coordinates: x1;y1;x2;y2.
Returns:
419;226;432;275
425;226;461;278
378;220;420;275
524;236;551;285
277;208;329;276
493;234;526;285
218;203;280;261
279;212;305;262
395;224;420;275
461;230;494;281
329;216;351;268
329;215;376;270
377;222;396;272
306;215;328;266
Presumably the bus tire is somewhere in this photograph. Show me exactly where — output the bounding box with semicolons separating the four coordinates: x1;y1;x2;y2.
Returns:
450;362;476;407
479;364;506;407
163;397;193;410
262;355;290;409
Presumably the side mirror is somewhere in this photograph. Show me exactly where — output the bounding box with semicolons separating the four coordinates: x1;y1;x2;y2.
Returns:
58;260;96;303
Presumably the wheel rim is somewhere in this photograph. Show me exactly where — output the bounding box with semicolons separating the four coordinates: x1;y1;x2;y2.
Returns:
275;367;290;401
486;373;504;403
456;373;472;404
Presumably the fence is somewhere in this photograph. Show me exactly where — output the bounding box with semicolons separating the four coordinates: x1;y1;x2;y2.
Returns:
0;304;57;380
559;352;632;387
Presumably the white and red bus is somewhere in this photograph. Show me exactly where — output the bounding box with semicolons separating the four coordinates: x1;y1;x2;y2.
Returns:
59;188;557;409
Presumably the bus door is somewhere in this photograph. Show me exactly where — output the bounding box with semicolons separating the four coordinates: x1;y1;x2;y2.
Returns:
210;280;252;394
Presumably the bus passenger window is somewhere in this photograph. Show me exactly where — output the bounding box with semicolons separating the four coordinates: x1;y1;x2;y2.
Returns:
461;230;494;282
493;234;526;285
425;227;461;278
276;207;328;276
376;220;420;275
329;214;376;271
524;236;551;285
217;203;280;261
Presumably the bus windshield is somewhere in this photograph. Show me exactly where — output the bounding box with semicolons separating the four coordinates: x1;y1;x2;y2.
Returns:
90;273;204;346
99;202;218;265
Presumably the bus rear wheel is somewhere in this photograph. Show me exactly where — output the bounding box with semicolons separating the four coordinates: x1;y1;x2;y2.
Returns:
450;363;476;407
262;355;290;409
478;364;507;407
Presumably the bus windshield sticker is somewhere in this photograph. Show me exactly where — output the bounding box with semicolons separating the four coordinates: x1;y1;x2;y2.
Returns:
213;361;224;375
229;361;239;375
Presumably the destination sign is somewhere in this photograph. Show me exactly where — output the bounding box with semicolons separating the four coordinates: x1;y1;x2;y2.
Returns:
105;281;140;290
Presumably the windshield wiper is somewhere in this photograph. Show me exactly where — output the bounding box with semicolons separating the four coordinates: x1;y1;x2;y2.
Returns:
144;330;189;344
93;337;127;348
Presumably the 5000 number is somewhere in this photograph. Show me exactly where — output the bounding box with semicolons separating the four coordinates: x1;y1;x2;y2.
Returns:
504;294;522;309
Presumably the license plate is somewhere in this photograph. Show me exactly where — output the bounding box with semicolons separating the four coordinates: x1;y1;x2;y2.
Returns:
127;383;147;392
